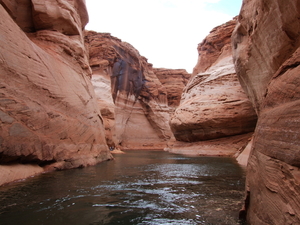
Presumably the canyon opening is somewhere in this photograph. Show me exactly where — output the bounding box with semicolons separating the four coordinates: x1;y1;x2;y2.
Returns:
1;0;300;224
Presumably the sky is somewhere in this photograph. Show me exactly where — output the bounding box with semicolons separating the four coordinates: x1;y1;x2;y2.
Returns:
85;0;243;73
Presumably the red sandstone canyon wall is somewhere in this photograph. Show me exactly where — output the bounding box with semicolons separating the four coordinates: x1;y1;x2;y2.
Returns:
232;0;300;223
169;18;257;148
85;31;173;150
154;68;191;109
0;0;112;186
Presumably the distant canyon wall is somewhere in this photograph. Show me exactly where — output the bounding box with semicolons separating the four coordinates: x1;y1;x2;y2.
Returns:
85;32;174;150
154;68;191;110
232;0;300;224
0;0;112;186
168;18;257;156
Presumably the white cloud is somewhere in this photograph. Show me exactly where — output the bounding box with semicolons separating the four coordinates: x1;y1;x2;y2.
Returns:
85;0;239;73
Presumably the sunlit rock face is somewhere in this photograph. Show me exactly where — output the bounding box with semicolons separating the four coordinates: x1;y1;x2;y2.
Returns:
85;31;173;150
170;18;257;142
91;74;117;149
232;0;300;224
0;0;112;185
154;68;191;109
193;19;238;76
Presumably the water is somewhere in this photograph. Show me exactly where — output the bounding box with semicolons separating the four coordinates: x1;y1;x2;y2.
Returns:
0;150;246;225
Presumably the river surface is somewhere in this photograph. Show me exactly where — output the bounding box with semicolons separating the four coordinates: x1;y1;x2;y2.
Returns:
0;150;246;225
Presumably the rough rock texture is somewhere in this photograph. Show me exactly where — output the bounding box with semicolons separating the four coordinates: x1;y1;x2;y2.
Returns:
233;1;300;114
236;137;253;166
0;0;112;185
154;68;191;109
170;18;257;142
232;0;300;224
193;18;238;76
166;133;253;157
90;64;117;149
85;31;173;149
92;74;118;148
0;164;44;186
0;0;34;32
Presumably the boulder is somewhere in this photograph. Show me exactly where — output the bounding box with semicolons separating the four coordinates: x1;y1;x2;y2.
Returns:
170;18;257;142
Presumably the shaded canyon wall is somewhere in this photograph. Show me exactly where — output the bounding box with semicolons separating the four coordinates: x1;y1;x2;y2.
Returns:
232;0;300;223
0;0;112;186
85;32;174;150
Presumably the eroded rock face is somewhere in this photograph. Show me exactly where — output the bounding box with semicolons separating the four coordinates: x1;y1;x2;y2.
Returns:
85;31;173;149
193;18;238;76
232;0;300;223
170;18;257;142
91;74;117;149
32;0;88;35
167;133;253;157
154;68;191;109
0;1;112;182
232;0;300;114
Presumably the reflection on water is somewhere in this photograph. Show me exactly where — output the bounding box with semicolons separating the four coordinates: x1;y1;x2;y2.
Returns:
0;151;246;225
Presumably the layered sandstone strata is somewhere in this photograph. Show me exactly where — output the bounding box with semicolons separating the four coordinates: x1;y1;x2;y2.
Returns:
154;68;191;109
0;1;112;185
232;0;300;223
91;74;117;148
193;19;238;75
85;32;173;150
166;133;253;157
170;18;257;143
